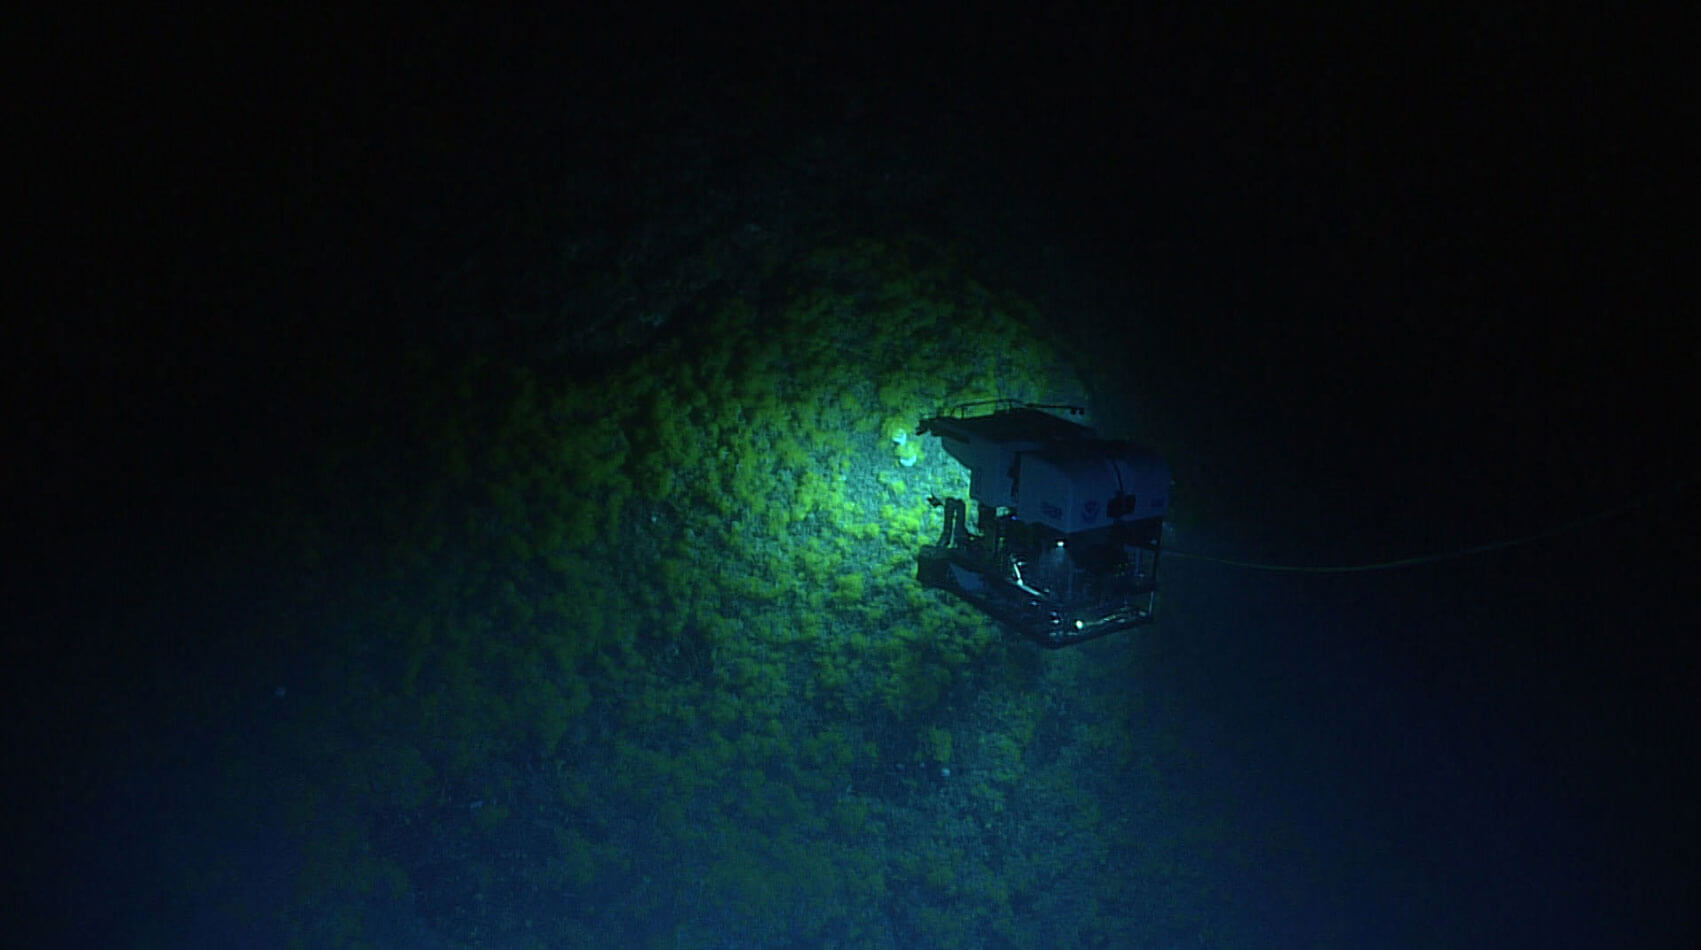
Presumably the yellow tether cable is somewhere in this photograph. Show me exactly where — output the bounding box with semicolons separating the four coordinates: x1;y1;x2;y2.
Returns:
1163;480;1688;575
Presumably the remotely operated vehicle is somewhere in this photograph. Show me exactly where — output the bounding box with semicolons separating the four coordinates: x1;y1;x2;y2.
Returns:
916;401;1170;648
